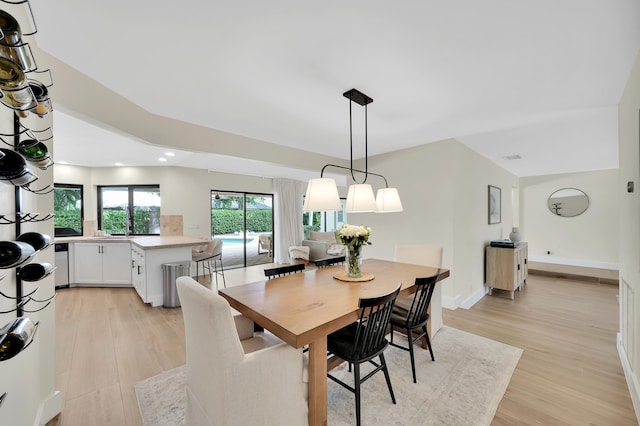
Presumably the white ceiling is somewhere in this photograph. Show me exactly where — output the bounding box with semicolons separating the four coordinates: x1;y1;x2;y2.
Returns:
30;0;640;178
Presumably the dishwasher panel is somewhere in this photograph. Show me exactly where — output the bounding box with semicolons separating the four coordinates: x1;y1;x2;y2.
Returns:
54;243;69;288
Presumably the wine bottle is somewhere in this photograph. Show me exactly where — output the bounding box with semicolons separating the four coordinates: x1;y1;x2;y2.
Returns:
0;57;33;112
0;148;36;186
0;240;35;268
27;79;51;117
0;10;33;72
18;262;53;281
17;139;52;169
0;317;37;361
16;232;52;252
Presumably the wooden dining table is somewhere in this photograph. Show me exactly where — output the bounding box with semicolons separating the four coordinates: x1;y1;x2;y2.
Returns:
218;258;450;426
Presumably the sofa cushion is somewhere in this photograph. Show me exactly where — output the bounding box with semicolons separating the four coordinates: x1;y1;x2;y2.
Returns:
308;231;337;243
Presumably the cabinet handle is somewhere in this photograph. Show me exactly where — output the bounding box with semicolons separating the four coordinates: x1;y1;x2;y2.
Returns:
137;265;141;275
517;264;520;270
132;260;135;269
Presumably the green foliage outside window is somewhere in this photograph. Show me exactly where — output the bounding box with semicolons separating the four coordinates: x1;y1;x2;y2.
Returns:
211;209;273;235
54;186;82;234
102;208;159;235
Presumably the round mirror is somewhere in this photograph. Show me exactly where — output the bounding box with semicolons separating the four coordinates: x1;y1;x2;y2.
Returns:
547;188;589;217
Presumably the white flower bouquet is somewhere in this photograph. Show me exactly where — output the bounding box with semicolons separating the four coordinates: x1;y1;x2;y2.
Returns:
337;224;371;277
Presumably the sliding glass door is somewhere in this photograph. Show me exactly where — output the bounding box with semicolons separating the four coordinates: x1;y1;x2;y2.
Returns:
211;191;273;269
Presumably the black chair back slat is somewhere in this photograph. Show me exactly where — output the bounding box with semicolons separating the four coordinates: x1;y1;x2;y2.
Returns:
404;273;439;328
349;285;401;359
264;263;306;279
314;256;346;268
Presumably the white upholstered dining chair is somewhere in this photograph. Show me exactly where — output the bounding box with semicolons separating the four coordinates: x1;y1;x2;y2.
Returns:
176;276;308;426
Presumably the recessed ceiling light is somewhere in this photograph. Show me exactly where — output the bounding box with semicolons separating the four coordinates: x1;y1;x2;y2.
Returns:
504;154;522;160
115;162;124;166
165;152;175;157
158;157;167;162
57;160;68;164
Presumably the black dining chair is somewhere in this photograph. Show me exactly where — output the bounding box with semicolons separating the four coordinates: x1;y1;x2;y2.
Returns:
327;284;401;426
263;263;305;279
389;272;439;383
314;255;346;268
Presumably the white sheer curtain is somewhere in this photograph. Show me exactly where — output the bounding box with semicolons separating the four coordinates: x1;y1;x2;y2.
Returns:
273;178;306;264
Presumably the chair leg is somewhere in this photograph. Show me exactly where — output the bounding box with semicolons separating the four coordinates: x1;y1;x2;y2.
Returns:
407;328;417;383
380;353;396;404
423;325;435;361
354;362;361;426
213;258;226;288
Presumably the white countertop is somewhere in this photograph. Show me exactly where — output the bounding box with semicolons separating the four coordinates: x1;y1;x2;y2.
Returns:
56;235;207;250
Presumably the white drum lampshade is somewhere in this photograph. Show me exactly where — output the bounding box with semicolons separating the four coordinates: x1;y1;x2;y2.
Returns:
345;184;378;213
376;187;403;213
303;178;342;212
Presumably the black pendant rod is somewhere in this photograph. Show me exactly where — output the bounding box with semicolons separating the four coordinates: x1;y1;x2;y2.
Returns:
344;89;373;185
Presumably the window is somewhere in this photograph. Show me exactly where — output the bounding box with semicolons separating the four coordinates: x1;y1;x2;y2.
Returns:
98;185;161;235
53;183;84;236
303;199;346;238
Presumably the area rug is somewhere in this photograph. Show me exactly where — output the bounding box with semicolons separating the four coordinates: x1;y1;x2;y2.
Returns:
135;326;522;425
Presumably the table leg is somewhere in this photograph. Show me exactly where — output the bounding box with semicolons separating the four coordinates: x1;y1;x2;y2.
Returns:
308;337;328;426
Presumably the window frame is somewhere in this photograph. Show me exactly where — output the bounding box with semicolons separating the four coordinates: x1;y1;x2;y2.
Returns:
97;184;161;236
53;183;84;237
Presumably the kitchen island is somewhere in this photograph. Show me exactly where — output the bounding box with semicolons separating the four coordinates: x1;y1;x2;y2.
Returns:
57;235;206;306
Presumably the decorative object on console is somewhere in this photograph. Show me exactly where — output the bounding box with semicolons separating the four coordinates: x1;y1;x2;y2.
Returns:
303;89;403;213
336;224;371;278
509;227;521;242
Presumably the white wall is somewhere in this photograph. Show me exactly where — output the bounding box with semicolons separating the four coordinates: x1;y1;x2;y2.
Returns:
618;51;640;420
520;169;619;269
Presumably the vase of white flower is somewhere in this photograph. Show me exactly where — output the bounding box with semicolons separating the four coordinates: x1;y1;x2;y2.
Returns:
337;224;371;278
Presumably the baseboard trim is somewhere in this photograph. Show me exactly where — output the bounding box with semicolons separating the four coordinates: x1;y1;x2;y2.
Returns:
442;286;486;310
442;294;461;310
36;390;61;425
460;286;487;309
529;269;619;286
617;333;640;424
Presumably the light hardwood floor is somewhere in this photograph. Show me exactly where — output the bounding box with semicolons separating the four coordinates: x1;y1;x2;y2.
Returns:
47;272;637;426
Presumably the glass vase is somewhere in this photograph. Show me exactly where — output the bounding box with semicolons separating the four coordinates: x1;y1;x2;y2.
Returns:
347;245;362;278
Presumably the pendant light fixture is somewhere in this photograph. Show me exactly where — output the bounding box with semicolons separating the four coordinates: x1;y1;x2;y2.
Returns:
303;88;403;213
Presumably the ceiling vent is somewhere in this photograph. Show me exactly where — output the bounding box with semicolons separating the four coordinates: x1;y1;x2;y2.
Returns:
504;154;522;160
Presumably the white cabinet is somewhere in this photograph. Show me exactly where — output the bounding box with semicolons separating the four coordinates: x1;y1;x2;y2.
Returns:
73;242;132;286
131;245;147;301
131;243;193;307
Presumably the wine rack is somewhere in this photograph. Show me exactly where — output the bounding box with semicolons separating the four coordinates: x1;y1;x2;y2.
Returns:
0;0;54;372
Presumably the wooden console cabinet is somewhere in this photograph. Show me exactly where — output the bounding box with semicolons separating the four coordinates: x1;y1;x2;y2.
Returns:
485;242;528;299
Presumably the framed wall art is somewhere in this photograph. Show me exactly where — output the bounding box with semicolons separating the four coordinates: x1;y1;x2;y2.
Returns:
488;185;501;224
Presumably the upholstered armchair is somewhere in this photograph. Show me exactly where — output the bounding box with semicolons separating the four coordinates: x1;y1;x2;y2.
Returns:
301;231;345;261
176;276;308;425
